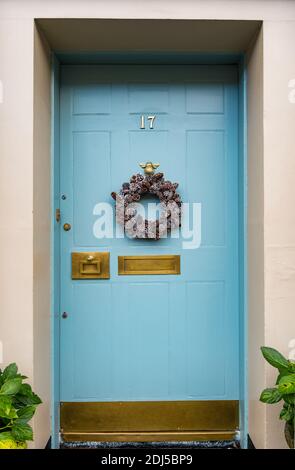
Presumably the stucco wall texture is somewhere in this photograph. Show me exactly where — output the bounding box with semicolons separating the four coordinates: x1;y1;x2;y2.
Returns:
0;0;295;449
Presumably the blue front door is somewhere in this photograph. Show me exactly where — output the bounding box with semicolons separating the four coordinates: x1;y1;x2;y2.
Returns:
59;65;239;407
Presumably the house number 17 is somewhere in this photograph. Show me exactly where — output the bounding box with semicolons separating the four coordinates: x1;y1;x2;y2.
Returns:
140;115;156;129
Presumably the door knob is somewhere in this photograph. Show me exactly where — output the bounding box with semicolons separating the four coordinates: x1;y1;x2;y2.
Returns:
63;223;71;231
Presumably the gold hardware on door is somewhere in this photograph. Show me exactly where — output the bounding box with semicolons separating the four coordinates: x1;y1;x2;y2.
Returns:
63;223;71;231
80;259;101;275
55;208;61;223
72;252;110;280
118;255;180;275
139;162;160;175
60;400;238;442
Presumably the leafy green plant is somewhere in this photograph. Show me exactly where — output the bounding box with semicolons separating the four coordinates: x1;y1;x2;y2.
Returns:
0;363;42;448
260;346;295;448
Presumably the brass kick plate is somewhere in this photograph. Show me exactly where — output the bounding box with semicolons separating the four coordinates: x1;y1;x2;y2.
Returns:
72;252;110;279
118;255;180;275
60;400;238;442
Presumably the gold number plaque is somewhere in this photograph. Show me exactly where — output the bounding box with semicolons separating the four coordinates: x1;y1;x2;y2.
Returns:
118;255;180;275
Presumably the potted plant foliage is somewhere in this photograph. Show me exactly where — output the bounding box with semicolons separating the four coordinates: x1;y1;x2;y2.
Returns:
260;346;295;449
0;363;42;449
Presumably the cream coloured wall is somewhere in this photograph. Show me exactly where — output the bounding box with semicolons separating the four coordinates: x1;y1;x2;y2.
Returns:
1;0;295;449
0;19;51;449
1;0;295;21
246;19;295;449
246;27;266;449
263;21;295;449
32;26;51;450
0;15;35;411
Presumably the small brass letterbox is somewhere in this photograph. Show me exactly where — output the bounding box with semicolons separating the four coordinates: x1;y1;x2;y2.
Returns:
118;255;180;275
72;252;110;280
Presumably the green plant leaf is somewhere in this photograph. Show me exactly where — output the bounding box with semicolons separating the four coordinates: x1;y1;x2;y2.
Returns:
261;346;289;370
11;422;33;441
8;409;18;419
15;384;42;405
278;375;295;395
280;404;294;423
0;431;14;441
0;396;18;420
0;396;12;418
0;378;22;396
18;384;33;395
284;394;295;405
2;363;18;381
16;405;36;422
260;387;282;404
276;366;291;384
15;395;41;406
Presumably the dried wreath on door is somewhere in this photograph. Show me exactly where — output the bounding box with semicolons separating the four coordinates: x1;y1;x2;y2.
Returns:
111;171;182;240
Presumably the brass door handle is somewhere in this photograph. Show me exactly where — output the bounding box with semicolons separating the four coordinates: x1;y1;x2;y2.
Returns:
80;259;101;275
72;252;110;279
63;223;71;231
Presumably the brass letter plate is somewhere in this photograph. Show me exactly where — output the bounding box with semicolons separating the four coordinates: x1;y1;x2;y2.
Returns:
118;255;180;275
72;252;110;279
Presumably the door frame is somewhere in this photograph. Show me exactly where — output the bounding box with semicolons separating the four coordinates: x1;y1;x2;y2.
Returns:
50;53;248;448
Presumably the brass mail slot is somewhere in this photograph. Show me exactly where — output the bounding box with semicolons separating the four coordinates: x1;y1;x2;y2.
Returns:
118;255;180;275
72;252;110;279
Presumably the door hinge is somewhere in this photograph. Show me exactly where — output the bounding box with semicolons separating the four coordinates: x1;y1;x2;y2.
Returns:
55;208;61;223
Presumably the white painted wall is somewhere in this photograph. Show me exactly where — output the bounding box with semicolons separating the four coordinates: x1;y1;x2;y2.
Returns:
0;14;35;417
1;0;295;449
32;26;51;450
263;21;295;449
1;0;295;21
246;27;267;449
0;19;51;449
246;18;295;449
